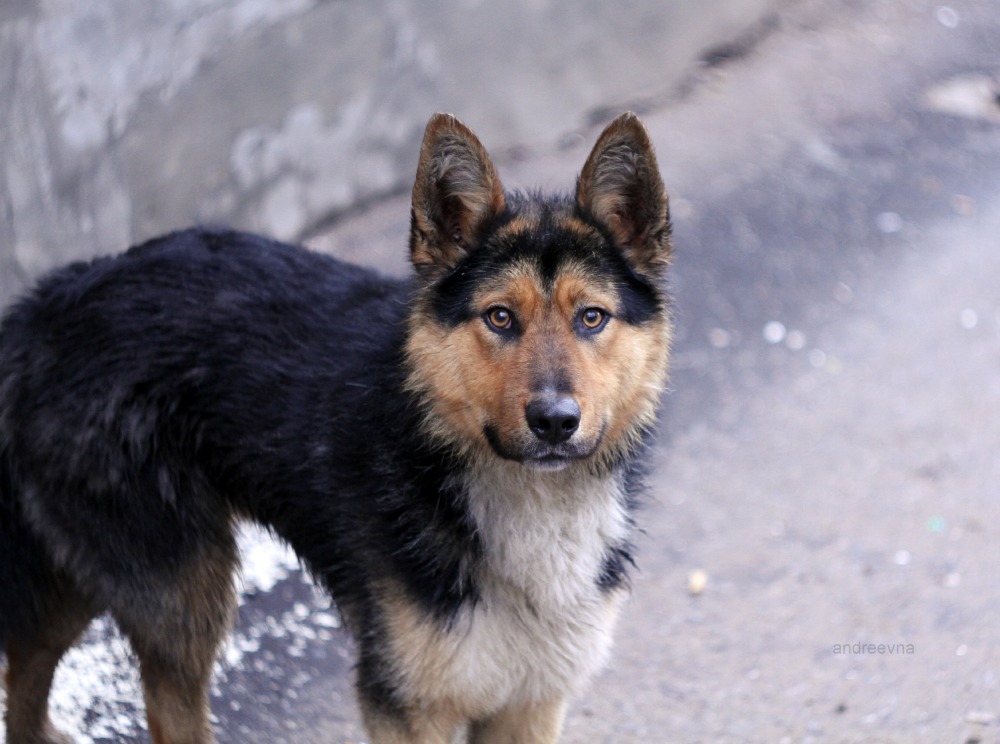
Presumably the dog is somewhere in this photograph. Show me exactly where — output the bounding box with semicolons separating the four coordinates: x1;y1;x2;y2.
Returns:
0;112;672;744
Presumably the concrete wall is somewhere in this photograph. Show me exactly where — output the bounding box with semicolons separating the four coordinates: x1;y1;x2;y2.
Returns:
1;0;776;305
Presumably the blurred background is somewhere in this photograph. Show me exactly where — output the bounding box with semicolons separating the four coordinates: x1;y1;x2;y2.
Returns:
2;1;1000;742
0;0;773;302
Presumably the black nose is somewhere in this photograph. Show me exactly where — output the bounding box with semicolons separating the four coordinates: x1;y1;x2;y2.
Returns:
525;396;581;444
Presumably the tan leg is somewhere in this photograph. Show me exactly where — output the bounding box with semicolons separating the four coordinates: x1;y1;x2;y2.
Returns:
137;657;217;744
468;698;567;744
4;592;94;744
113;546;236;744
360;697;464;744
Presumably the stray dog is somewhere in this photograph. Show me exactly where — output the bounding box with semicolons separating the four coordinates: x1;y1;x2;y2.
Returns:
0;112;672;743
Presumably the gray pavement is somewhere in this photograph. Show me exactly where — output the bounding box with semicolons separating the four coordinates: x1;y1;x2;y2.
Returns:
565;2;1000;741
3;0;1000;742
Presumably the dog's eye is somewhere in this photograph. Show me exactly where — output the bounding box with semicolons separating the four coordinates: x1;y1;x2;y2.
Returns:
485;306;514;331
578;307;609;332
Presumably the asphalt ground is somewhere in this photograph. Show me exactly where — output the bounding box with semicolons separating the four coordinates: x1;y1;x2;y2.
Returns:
2;1;999;742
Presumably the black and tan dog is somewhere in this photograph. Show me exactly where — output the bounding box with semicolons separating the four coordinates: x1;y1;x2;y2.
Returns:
0;112;672;743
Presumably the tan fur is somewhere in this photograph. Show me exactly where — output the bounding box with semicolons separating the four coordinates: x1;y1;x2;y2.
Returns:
407;112;670;471
381;579;622;723
582;309;672;467
374;459;628;744
577;112;671;275
5;489;232;744
361;698;465;744
554;214;594;239
546;265;670;463
405;251;670;468
142;671;213;744
469;699;567;744
116;542;237;744
411;114;506;277
491;215;535;242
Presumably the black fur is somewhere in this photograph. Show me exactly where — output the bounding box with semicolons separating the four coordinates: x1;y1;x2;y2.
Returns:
0;229;651;603
0;228;483;641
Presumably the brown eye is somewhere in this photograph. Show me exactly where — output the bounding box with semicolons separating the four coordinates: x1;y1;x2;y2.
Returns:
580;308;607;330
486;307;513;331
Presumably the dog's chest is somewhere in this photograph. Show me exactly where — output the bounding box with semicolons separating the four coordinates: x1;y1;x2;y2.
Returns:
389;466;631;714
468;466;629;609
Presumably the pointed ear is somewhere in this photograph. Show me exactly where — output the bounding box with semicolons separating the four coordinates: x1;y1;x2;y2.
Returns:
577;112;671;274
409;113;505;278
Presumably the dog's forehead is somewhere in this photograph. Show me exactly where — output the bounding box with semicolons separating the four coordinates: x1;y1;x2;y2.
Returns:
470;255;617;307
536;258;616;293
430;204;660;326
490;211;612;276
467;211;618;307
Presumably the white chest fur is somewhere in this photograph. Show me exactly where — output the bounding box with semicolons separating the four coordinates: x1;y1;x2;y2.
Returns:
386;462;632;716
467;462;630;610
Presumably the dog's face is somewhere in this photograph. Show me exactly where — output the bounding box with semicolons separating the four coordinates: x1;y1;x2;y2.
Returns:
405;113;672;470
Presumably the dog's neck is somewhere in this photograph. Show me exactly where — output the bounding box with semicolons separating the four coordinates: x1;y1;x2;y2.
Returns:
460;459;630;609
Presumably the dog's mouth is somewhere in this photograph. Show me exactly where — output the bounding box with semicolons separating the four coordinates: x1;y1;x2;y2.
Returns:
483;423;605;468
524;453;578;472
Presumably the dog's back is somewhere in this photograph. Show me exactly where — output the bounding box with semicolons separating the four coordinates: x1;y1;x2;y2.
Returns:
0;228;415;598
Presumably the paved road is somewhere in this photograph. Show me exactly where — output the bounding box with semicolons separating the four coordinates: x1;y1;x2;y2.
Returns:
575;2;1000;742
3;1;998;742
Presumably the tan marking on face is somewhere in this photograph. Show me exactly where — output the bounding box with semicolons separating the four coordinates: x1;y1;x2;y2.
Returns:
550;270;618;319
406;261;670;464
491;215;537;242
587;314;671;464
557;215;597;239
476;268;545;321
550;270;670;461
407;267;548;458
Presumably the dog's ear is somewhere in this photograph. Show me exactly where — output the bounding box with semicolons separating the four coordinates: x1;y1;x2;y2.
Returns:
410;113;505;278
577;112;671;274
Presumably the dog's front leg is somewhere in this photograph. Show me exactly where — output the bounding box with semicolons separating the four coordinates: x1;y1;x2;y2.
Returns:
467;698;567;744
359;697;464;744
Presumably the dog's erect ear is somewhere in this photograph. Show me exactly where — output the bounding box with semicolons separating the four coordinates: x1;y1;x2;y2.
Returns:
410;113;505;278
577;112;671;274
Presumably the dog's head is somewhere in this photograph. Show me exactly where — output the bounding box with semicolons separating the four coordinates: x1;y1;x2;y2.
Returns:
405;113;672;470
